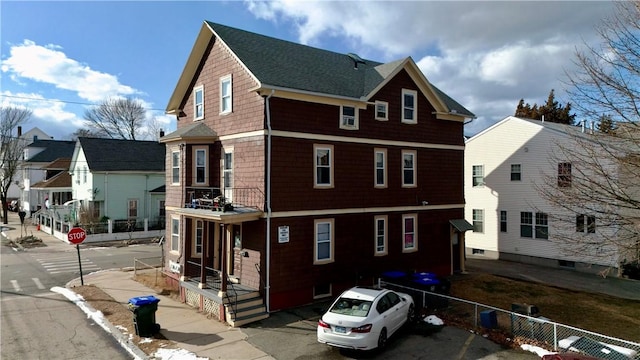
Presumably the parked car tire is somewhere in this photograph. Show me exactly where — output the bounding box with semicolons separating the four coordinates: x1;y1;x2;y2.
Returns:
377;328;387;349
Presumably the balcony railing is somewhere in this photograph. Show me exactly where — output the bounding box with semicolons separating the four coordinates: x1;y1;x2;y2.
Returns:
185;186;264;210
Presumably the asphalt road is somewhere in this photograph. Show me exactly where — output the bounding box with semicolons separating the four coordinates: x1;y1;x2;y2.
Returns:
1;235;162;359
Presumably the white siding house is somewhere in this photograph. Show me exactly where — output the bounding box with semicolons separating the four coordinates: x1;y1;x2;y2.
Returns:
464;116;619;273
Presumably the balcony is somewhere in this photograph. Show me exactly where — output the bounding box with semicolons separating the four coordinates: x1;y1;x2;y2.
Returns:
185;186;264;211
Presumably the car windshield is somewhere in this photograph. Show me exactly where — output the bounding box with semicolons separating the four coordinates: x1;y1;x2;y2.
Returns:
329;297;373;317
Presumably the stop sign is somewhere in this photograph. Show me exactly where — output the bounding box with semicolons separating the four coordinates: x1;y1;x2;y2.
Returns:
68;227;86;244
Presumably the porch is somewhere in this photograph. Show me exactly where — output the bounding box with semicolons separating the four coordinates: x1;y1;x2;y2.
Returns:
181;261;268;327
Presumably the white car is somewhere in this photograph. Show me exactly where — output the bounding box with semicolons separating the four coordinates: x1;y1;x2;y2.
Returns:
317;287;415;351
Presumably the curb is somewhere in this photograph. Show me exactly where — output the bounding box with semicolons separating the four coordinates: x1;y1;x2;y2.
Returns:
62;278;150;360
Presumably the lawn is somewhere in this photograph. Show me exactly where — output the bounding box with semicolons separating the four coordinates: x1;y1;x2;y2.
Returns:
448;273;640;343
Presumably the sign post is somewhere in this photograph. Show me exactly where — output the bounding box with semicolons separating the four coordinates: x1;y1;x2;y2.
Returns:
68;228;87;285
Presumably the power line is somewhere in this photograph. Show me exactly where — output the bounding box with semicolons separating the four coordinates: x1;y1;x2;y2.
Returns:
0;94;166;112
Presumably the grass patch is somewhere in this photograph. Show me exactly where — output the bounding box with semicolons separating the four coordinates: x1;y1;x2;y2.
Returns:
449;273;640;342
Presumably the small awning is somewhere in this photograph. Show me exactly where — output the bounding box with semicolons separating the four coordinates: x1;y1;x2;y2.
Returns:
450;219;474;232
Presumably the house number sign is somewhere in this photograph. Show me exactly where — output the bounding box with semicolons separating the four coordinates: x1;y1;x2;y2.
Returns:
278;226;289;243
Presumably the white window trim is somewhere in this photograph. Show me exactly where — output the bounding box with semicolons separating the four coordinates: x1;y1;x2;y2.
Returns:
402;214;418;252
314;218;334;264
127;199;138;219
374;215;388;256
473;209;484;233
170;217;180;253
192;219;203;257
193;147;208;185
374;148;387;188
223;147;234;198
194;85;204;120
375;100;389;121
314;144;334;188
402;89;417;124
402;150;417;188
220;75;232;115
339;105;359;130
472;165;485;187
171;149;180;185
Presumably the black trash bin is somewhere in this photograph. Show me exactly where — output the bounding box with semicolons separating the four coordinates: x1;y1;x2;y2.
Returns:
128;295;160;337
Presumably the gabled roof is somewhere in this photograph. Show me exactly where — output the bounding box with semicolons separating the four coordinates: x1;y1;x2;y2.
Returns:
74;138;165;172
159;122;217;143
43;158;71;170
25;140;76;163
31;171;71;189
166;21;474;119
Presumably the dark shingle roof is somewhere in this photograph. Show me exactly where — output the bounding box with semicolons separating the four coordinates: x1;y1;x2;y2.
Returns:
26;140;76;163
208;21;383;99
207;22;474;117
78;138;165;172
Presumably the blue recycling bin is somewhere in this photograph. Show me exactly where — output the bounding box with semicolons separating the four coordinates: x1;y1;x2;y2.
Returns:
128;295;160;337
480;310;498;329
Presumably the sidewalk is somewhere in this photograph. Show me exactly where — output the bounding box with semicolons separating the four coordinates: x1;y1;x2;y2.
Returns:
66;270;274;360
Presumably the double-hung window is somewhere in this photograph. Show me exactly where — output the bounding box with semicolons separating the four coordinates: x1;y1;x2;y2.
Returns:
402;214;417;252
195;148;207;184
340;105;358;129
220;75;232;114
314;219;334;264
194;85;204;120
521;211;549;239
223;150;233;200
314;145;333;187
558;162;572;187
511;164;521;181
500;210;507;232
375;101;388;121
128;199;138;219
402;89;417;124
171;150;180;185
171;217;180;252
576;214;596;233
374;216;387;256
374;149;387;188
472;165;484;187
472;209;484;233
402;150;416;187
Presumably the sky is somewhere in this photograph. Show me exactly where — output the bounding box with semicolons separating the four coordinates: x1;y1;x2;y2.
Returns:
0;1;619;140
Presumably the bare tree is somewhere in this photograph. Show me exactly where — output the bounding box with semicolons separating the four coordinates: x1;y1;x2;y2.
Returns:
540;2;640;276
0;106;32;224
84;97;147;140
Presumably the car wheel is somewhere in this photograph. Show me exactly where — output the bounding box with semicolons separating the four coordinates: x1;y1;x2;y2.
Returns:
407;304;416;323
377;328;387;349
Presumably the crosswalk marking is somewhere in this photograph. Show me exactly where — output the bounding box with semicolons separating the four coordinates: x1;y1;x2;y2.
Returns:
10;280;22;292
32;253;100;274
32;277;45;290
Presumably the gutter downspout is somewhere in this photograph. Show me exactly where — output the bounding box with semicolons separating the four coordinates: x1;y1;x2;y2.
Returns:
265;90;274;313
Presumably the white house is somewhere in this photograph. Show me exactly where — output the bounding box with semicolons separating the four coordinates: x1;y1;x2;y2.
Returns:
464;116;620;274
68;137;166;226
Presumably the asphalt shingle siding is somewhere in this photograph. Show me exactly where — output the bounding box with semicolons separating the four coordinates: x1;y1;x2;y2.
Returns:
78;138;165;172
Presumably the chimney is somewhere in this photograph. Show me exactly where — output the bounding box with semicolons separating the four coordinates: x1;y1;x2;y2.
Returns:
159;129;165;138
541;115;545;123
581;120;586;133
17;126;22;136
590;121;595;134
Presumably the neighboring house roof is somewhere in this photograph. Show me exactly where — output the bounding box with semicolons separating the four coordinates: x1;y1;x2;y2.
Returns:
75;138;166;172
31;171;71;189
166;21;474;119
150;185;166;193
44;158;71;170
25;140;76;163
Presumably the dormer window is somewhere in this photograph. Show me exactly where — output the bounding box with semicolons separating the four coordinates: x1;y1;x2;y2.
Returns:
340;105;358;130
194;85;204;120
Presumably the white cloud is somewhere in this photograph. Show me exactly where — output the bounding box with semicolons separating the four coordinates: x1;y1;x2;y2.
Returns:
245;0;617;135
1;40;139;102
1;91;84;127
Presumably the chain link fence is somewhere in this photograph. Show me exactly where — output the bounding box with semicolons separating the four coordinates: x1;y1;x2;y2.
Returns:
380;280;639;360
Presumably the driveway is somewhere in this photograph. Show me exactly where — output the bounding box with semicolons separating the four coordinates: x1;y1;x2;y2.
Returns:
241;300;539;360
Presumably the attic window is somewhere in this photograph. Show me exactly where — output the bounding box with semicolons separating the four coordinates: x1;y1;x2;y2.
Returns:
402;89;417;124
194;86;204;120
